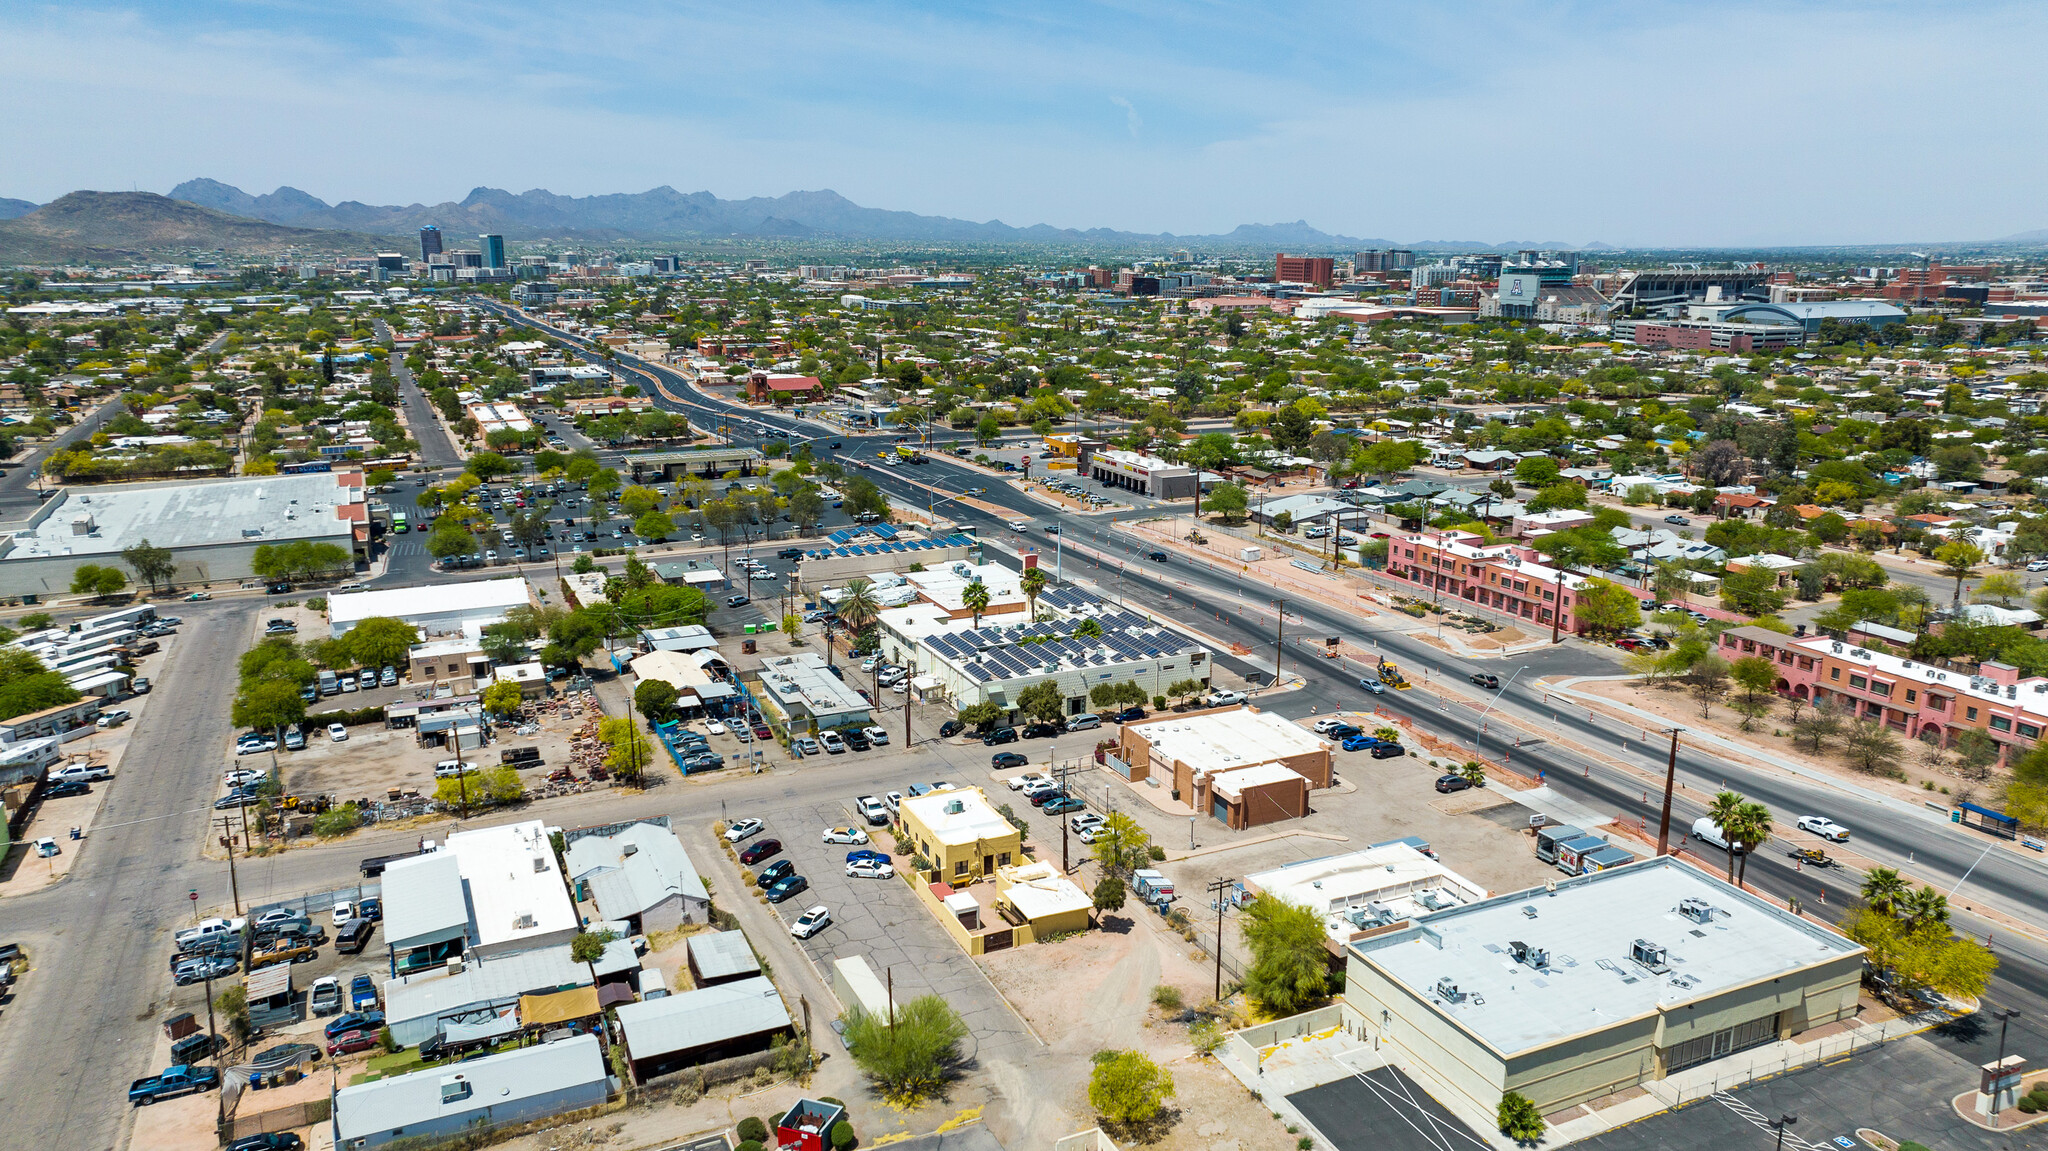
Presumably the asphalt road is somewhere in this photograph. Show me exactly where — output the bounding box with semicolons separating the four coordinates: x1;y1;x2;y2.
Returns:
0;395;124;519
375;319;461;469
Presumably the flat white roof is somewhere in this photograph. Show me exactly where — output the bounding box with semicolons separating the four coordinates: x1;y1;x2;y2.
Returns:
331;576;533;626
1246;843;1489;942
1130;708;1326;780
442;820;578;950
901;786;1014;848
1209;761;1309;799
907;562;1026;615
999;861;1091;920
2;472;359;559
1350;857;1862;1056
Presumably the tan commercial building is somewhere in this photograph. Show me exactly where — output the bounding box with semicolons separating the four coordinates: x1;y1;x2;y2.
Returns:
1117;707;1331;827
1342;857;1863;1117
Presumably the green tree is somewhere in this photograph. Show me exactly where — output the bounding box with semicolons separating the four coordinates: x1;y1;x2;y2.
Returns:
1860;867;1909;915
465;450;515;480
1498;1091;1546;1143
480;680;525;717
1705;790;1748;883
961;579;991;629
1719;568;1787;616
1728;800;1773;885
1792;699;1844;753
840;995;967;1103
1020;565;1049;619
1513;456;1561;487
569;928;618;987
1840;905;1995;1004
120;539;177;593
1842;718;1903;777
1240;894;1328;1013
598;715;651;783
955;701;1002;731
1016;680;1065;724
635;510;676;540
1090;812;1152;876
343;617;419;668
1526;482;1587;512
634;678;679;722
1729;655;1779;731
70;563;128;600
1092;875;1127;915
0;650;81;716
1204;482;1248;523
975;415;1001;445
1571;577;1642;636
1934;540;1985;611
1974;571;2026;607
232;678;306;735
1088;1049;1175;1128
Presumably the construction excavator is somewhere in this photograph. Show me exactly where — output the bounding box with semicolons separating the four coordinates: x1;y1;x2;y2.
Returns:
1378;658;1411;690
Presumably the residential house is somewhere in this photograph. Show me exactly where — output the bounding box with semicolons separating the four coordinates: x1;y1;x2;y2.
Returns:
563;822;710;934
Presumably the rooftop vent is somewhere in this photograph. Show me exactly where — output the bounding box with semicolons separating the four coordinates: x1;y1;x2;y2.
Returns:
1677;897;1717;924
1509;940;1550;969
1631;938;1669;973
513;910;536;930
622;843;639;857
1433;977;1466;1003
944;799;965;815
1521;904;1539;919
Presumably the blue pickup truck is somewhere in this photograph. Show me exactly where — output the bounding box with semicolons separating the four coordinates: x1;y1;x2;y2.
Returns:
130;1064;221;1105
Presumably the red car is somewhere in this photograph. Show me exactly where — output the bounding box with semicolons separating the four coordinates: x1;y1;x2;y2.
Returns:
1615;638;1644;652
327;1030;377;1057
751;721;772;740
738;839;783;865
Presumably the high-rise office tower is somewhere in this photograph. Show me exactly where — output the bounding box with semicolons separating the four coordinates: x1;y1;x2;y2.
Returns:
480;234;506;269
419;225;443;260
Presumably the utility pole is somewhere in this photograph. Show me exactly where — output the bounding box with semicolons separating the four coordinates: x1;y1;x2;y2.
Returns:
1273;597;1286;691
1654;727;1684;855
217;815;243;915
202;970;225;1128
1205;877;1233;1001
1054;758;1079;873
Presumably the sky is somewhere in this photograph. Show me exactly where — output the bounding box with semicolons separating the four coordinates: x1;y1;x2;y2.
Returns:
3;1;2046;247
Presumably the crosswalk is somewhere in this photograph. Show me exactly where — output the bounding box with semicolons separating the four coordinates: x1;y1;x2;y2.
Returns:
386;540;425;558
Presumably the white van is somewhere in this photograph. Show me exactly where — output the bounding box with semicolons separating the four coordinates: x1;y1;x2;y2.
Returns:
1689;817;1742;852
1064;713;1102;732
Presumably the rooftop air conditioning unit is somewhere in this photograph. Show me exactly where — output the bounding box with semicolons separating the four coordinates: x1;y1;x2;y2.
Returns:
1677;897;1715;924
622;843;639;857
1433;977;1466;1003
513;911;537;930
1631;938;1669;972
1509;940;1549;969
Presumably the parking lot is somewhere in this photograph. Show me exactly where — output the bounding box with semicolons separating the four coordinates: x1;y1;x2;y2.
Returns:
705;789;1042;1071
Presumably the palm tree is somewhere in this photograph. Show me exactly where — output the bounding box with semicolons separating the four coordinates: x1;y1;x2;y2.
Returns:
1861;867;1909;916
1705;790;1747;883
962;579;991;630
1900;886;1950;932
834;577;882;667
1731;800;1772;886
1019;566;1049;621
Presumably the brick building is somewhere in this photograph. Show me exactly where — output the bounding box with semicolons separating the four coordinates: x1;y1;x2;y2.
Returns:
1275;254;1336;288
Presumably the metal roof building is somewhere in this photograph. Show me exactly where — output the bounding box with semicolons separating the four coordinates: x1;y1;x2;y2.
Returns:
331;1033;609;1148
685;930;761;987
563;822;710;934
328;576;537;639
614;975;792;1083
1719;299;1908;333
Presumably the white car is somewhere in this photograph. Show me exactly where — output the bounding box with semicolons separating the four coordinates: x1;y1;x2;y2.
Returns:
724;818;764;842
846;858;895;880
253;908;303;928
789;905;832;939
1796;815;1851;842
222;768;263;788
822;826;870;845
235;737;277;755
51;763;112;784
326;723;348;741
434;759;478;778
705;721;727;735
331;900;355;927
1007;772;1052;791
860;657;880;672
1021;778;1060;799
1071;813;1105;836
2029;559;2048;572
1311;717;1350;734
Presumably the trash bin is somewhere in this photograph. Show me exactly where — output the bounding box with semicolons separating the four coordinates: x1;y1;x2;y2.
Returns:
69;826;81;840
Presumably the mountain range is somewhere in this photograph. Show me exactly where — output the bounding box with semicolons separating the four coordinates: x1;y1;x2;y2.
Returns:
165;179;1422;249
0;192;384;264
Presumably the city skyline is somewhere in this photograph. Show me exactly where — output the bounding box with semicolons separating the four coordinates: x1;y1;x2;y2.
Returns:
3;2;2047;247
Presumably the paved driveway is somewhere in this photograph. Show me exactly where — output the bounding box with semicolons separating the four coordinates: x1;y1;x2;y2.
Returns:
1287;1067;1477;1151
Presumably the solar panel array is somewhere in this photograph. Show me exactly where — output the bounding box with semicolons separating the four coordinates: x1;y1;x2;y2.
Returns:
916;590;1195;680
803;533;977;560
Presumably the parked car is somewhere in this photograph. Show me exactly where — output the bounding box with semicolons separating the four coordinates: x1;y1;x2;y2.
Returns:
983;726;1018;746
846;848;890;866
1113;706;1146;723
790;905;832;939
847;858;895;879
823;826;870;845
1042;795;1086;815
764;874;810;903
172;954;238;986
819;732;847;754
327;1030;378;1057
726;594;750;607
176;916;245;948
939;720;965;738
130;1064;221;1105
350;973;379;1012
1006;771;1052;791
855;795;890;824
50;763;112;785
794;736;821;756
1370;743;1406;759
1322;722;1361;738
724;818;764;842
309;977;344;1016
226;1136;303;1151
1340;734;1382;752
234;738;277;756
323;1011;385;1041
1064;713;1101;732
44;779;90;798
991;751;1030;769
335;918;376;954
755;859;796;887
863;725;889;746
214;787;263;809
1663;514;1691;526
1435;774;1475;793
1021;722;1061;739
843;728;871;752
739;839;783;865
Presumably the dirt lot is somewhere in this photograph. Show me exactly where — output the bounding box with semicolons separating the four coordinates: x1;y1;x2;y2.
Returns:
281;689;607;810
979;910;1305;1150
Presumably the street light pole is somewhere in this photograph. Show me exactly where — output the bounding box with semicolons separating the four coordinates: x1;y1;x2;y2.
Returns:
1474;665;1530;768
1769;1115;1796;1151
1991;1008;2021;1125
